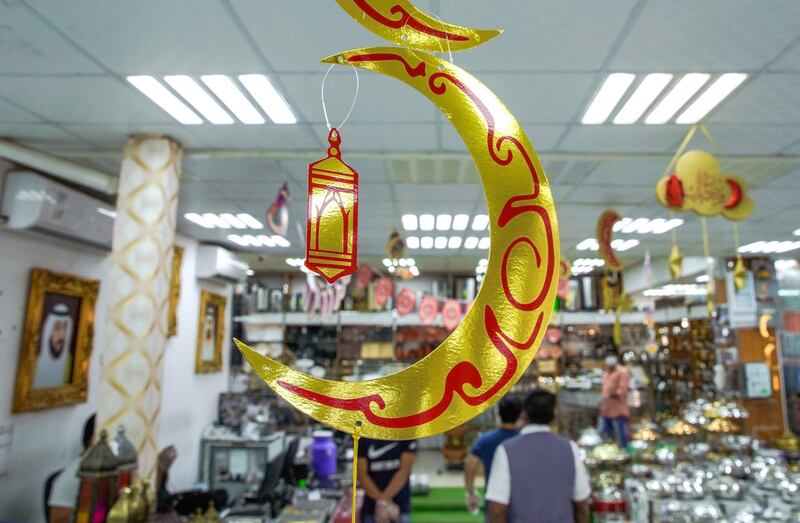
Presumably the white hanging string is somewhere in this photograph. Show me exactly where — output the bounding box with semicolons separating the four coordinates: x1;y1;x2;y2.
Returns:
321;61;359;131
430;13;454;63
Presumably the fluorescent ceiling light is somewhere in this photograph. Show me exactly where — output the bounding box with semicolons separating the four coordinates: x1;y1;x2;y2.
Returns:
406;258;416;267
257;235;276;247
696;274;710;283
464;236;479;249
576;238;599;251
227;234;248;246
203;213;230;229
613;217;632;232
478;237;490;249
184;212;213;228
201;75;265;124
582;73;636;124
794;229;800;236
272;235;290;247
406;236;420;249
611;238;639;251
738;240;800;254
238;74;297;124
479;258;488;267
383;258;392;267
622;217;649;234
96;207;117;219
242;234;260;246
402;214;418;231
421;236;434;249
410;266;420;276
163;75;233;124
676;73;747;124
472;214;489;231
127;75;202;125
436;214;452;231
434;236;447;249
638;218;664;234
645;73;710;124
652;218;684;234
613;73;673;124
452;214;469;231
237;213;263;229
220;213;247;229
398;258;407;267
448;236;462;249
419;214;435;231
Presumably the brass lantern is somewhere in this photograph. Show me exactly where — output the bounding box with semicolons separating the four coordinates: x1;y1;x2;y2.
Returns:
75;429;120;523
112;425;137;489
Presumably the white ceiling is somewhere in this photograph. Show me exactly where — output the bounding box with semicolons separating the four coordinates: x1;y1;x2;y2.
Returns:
1;0;799;273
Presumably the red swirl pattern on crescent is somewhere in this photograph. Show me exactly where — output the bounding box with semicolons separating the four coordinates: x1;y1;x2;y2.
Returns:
277;53;556;429
351;0;469;42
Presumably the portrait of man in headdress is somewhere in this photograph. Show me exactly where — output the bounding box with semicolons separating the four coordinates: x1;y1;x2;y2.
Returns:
33;298;79;389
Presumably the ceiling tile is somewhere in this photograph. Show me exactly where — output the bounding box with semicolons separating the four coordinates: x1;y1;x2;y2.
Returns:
0;96;40;123
0;123;75;143
230;0;410;73
0;76;173;124
0;1;103;74
581;161;666;187
282;73;438;124
770;40;800;72
182;157;288;182
612;1;800;71
440;0;637;72
559;125;686;153
702;124;800;155
709;74;800;124
310;123;438;151
441;123;566;152
64;123;208;149
28;0;263;74
184;124;320;151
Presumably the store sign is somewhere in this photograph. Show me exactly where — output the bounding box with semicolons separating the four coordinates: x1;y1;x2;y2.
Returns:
725;270;757;328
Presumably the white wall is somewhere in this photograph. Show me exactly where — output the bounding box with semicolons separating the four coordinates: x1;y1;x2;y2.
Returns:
158;237;231;492
0;230;231;522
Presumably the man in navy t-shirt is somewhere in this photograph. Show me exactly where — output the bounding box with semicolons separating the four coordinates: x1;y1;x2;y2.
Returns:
358;438;417;523
464;395;522;515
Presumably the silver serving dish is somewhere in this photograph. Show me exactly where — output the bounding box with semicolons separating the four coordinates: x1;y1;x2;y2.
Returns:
686;442;711;460
577;427;603;448
659;500;691;523
752;464;789;491
655;447;677;466
645;478;670;498
630;463;653;478
676;479;704;499
779;478;800;505
760;506;790;521
691;502;722;522
717;457;751;479
683;410;709;426
731;503;764;523
719;434;753;453
710;476;745;500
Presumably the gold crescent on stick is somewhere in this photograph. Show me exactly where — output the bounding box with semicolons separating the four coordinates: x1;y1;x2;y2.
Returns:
597;210;624;272
236;46;558;440
335;0;501;52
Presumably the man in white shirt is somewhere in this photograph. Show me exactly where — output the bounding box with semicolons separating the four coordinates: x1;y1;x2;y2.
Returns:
486;390;590;523
48;414;95;523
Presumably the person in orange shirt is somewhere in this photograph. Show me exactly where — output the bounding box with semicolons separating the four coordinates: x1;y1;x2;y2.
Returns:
599;351;630;448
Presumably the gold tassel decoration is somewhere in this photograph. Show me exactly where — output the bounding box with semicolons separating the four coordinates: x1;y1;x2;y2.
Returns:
668;243;683;280
733;255;746;292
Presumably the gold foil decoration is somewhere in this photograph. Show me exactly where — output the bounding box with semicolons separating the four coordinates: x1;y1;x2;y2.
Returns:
238;44;558;439
597;210;624;271
665;419;699;436
668;243;683;280
335;0;501;52
733;255;746;292
704;418;740;434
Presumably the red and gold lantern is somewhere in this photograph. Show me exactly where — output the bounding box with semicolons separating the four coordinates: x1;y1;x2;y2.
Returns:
305;128;359;283
75;429;120;523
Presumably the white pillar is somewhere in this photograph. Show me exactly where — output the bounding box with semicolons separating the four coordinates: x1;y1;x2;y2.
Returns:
97;135;181;484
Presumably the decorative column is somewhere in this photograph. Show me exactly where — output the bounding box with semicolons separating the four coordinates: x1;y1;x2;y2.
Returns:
97;135;181;485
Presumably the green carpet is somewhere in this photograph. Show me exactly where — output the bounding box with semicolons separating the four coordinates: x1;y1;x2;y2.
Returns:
411;487;484;523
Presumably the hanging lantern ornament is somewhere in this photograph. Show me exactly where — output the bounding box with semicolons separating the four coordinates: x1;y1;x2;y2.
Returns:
111;425;138;490
385;229;405;260
266;182;290;237
75;429;120;523
305;128;359;283
668;243;683;280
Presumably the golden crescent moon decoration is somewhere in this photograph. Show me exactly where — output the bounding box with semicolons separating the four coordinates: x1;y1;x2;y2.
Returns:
335;0;501;52
597;210;624;272
236;8;558;441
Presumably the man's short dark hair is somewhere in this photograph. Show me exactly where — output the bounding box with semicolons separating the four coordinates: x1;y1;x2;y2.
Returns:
524;389;556;425
82;414;96;451
497;396;522;424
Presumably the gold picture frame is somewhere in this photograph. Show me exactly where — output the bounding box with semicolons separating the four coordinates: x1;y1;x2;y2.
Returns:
12;268;100;412
195;290;226;373
167;245;184;337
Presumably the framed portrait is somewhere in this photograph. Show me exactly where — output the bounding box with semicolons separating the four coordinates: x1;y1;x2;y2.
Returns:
196;290;226;373
167;245;184;337
12;268;100;412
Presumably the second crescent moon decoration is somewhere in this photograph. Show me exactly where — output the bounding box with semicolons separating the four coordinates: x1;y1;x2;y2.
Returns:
237;1;559;440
